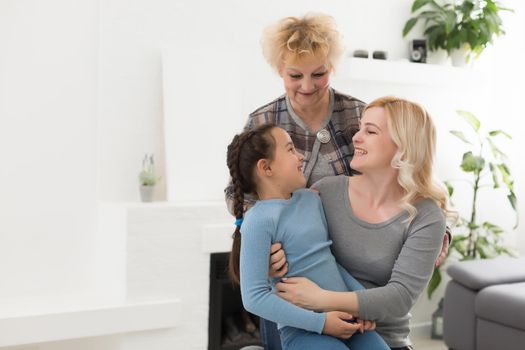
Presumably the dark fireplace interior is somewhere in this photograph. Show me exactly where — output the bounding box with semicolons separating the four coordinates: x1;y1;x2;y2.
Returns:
208;252;262;350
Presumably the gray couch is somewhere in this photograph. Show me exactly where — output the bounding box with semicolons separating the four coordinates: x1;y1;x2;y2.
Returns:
443;257;525;350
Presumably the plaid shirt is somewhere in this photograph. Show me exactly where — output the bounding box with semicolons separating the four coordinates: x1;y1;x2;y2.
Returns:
225;88;366;210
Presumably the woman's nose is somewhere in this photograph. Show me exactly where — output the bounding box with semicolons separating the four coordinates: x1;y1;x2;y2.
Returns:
352;129;362;143
301;78;314;92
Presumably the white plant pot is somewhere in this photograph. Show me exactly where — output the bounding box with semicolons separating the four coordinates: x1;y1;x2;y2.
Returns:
140;185;155;202
450;46;470;67
427;49;450;65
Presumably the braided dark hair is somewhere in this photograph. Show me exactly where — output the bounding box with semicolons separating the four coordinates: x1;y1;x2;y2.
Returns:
226;123;276;284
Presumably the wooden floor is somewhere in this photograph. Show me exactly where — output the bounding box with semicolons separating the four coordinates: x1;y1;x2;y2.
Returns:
412;335;448;350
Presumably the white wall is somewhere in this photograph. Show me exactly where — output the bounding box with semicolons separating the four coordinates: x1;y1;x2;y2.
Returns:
97;0;417;203
0;0;99;300
476;0;525;255
1;0;524;347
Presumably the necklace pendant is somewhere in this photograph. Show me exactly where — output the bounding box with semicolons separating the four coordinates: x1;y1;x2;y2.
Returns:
316;129;331;144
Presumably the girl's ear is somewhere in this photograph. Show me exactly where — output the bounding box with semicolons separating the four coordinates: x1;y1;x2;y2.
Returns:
256;158;272;177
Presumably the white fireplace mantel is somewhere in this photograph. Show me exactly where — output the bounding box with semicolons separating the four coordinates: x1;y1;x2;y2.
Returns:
0;298;181;347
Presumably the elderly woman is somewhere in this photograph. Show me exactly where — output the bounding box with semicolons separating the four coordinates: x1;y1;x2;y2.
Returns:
226;14;362;201
224;13;450;350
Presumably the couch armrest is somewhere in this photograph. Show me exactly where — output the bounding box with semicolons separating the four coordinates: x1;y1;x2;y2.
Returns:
447;257;525;291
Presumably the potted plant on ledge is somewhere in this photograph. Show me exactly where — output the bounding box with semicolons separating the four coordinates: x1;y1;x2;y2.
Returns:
403;0;512;66
139;154;160;202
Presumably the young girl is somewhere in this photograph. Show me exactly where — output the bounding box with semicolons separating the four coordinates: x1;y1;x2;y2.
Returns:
226;123;390;350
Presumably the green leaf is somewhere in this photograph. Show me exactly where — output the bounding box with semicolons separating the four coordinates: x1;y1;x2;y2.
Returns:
468;222;480;230
427;267;442;299
425;25;446;51
457;110;480;131
450;130;472;144
508;191;517;211
478;236;490;247
497;163;512;188
461;151;485;173
412;0;433;12
444;11;457;34
497;246;518;257
403;18;419;37
452;235;469;243
482;221;503;234
486;137;507;159
477;245;489;259
488;130;512;139
444;181;454;197
488;163;500;188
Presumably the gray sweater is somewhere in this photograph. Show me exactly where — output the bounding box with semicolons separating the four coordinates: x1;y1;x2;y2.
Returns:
315;176;446;348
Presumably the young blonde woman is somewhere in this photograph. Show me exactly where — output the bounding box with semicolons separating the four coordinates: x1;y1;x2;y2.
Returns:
273;97;455;350
226;124;390;350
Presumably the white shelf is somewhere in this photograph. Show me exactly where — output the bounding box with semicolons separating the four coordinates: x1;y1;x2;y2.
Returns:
0;298;181;347
99;200;227;208
333;57;484;87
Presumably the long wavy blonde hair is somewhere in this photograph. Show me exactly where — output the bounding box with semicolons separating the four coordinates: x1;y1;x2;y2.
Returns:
364;96;455;223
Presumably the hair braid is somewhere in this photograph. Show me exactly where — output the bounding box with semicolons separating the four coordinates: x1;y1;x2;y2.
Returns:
225;124;276;284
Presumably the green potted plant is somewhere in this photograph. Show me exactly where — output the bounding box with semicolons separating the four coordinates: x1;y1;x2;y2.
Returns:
427;110;518;299
139;154;160;202
403;0;512;66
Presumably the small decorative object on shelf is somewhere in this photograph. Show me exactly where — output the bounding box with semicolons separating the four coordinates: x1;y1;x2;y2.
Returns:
353;49;369;59
372;50;388;60
431;298;444;339
138;153;160;202
402;0;513;66
409;39;427;63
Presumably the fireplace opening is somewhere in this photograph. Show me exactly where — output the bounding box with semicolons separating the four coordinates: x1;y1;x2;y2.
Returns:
208;252;262;350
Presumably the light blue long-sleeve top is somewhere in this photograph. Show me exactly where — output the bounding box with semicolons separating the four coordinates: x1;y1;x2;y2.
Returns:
239;188;362;334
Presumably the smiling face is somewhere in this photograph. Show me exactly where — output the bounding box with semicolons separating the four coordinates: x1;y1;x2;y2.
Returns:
268;127;306;194
350;107;398;173
279;54;332;112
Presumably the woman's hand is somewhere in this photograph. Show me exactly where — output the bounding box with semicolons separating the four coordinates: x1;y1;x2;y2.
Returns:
275;277;326;311
435;232;450;267
323;312;361;339
269;242;288;278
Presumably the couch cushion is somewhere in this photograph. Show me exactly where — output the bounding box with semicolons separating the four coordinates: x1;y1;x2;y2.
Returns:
477;318;525;350
475;282;525;331
447;257;525;291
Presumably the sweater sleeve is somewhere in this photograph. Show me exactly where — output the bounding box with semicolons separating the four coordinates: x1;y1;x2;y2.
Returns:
355;207;446;321
239;213;326;334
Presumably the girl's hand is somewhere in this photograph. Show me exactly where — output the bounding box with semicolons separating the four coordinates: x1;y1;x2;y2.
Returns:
361;319;376;331
275;277;325;311
269;242;288;278
323;312;361;339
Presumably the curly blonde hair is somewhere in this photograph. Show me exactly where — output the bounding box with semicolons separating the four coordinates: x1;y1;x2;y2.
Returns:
261;13;344;72
364;96;456;224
